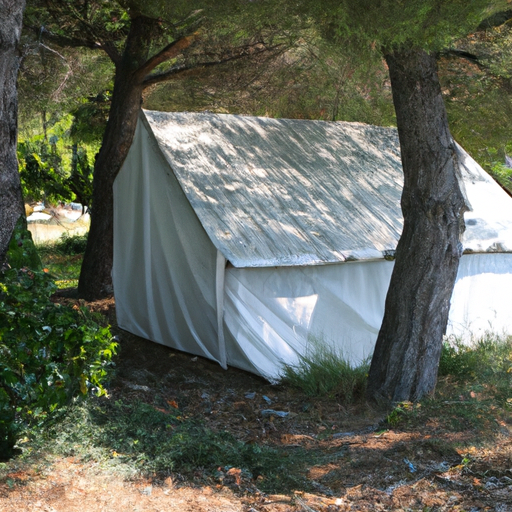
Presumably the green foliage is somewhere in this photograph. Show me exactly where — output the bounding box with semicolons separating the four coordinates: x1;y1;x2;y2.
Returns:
490;160;512;191
439;334;512;391
0;262;116;459
21;1;115;112
51;233;88;256
18;112;97;208
18;139;71;204
45;399;313;492
439;22;512;185
308;0;507;52
146;31;395;131
383;334;512;433
69;94;110;145
36;234;88;288
67;146;94;209
281;342;369;402
7;219;42;271
385;401;419;427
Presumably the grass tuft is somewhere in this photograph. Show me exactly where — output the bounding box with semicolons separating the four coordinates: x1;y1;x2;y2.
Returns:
37;233;87;288
383;333;512;434
439;333;512;398
281;341;369;402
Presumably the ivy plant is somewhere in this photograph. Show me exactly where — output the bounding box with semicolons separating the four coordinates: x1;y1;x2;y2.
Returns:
0;265;116;459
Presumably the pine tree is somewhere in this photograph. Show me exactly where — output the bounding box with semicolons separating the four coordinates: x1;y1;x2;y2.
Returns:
0;0;26;264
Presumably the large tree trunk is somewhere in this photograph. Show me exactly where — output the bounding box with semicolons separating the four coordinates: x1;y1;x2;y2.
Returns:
0;0;26;264
77;16;154;299
366;48;468;404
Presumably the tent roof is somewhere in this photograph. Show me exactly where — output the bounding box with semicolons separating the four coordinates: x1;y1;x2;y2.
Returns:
142;110;512;268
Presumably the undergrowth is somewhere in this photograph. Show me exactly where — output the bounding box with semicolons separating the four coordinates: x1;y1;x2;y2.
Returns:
37;233;87;288
0;228;114;459
36;398;315;493
439;333;512;394
385;333;512;434
281;341;369;402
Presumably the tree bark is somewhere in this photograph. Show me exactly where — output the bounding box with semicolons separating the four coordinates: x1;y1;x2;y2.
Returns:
366;48;468;404
76;17;196;300
77;16;155;299
0;0;26;265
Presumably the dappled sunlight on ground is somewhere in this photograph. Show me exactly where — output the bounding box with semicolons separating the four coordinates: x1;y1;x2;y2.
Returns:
1;296;512;511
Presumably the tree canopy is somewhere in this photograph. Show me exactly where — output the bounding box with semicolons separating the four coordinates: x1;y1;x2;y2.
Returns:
7;0;512;404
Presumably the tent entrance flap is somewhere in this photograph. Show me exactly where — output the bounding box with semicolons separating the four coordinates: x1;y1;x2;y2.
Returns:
216;251;227;369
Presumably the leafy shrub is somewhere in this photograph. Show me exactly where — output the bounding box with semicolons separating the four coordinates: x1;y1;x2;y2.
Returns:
6;218;41;270
38;233;89;257
54;233;88;255
281;341;369;402
0;266;116;459
438;334;512;404
439;334;512;385
18;139;71;204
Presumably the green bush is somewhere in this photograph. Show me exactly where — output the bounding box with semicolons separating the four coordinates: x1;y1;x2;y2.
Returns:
38;233;89;257
6;218;41;270
281;341;369;402
439;334;512;396
54;233;88;255
0;266;116;459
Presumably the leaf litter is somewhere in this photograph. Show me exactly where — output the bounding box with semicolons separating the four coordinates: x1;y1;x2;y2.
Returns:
1;296;512;511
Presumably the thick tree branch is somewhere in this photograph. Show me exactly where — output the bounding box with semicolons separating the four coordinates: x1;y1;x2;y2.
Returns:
142;44;280;88
34;26;122;66
100;41;122;66
135;34;198;81
439;49;483;67
477;10;512;30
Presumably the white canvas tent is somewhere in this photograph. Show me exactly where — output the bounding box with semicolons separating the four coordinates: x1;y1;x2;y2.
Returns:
113;110;512;380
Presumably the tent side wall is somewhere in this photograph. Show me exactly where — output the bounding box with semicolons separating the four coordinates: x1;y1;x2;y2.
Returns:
449;253;512;338
223;253;512;380
224;259;394;380
113;117;224;363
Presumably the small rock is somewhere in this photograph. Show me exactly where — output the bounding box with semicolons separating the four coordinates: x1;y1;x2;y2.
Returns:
260;409;289;418
126;383;151;392
141;486;152;495
245;392;256;399
333;432;355;438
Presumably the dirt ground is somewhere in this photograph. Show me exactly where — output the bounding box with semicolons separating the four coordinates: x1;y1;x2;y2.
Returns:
1;296;512;511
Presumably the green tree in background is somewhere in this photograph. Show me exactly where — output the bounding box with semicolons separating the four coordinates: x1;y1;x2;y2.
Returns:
439;13;512;191
29;0;287;299
144;34;395;125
